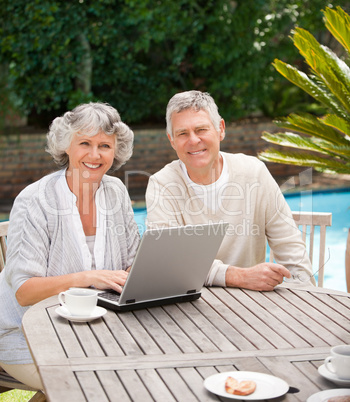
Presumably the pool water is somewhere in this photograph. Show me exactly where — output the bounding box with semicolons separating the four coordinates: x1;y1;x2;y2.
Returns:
133;188;350;292
284;189;350;292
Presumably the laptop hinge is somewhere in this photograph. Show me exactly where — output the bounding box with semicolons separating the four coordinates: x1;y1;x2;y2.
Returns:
126;299;136;304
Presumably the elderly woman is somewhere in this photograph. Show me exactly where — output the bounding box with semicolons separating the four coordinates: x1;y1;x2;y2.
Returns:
0;102;140;389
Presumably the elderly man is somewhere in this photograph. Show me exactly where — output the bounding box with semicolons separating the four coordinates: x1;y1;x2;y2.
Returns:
145;90;314;291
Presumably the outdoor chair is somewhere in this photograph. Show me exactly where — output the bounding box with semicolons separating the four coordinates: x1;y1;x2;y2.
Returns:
0;221;46;401
269;211;332;287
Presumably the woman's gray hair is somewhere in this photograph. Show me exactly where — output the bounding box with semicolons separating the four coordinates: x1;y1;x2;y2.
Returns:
166;90;222;138
46;102;134;171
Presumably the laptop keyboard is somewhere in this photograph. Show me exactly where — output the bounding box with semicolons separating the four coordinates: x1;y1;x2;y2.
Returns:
98;290;121;302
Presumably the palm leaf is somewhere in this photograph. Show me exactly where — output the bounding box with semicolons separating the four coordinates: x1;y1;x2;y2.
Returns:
293;27;350;85
262;132;329;153
259;149;350;174
322;114;350;137
292;28;350;115
323;6;350;54
261;7;350;177
274;113;348;144
272;60;346;118
262;131;350;159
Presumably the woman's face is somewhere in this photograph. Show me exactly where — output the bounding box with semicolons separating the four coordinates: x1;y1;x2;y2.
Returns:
65;131;116;185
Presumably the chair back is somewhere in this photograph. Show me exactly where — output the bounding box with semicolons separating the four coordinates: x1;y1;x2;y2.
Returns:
269;212;332;287
0;220;45;398
346;229;350;293
0;221;9;272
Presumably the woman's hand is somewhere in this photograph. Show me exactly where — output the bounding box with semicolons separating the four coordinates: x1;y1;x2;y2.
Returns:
86;269;129;293
16;269;129;306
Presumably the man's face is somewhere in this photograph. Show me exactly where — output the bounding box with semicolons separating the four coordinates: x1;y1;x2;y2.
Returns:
168;108;225;180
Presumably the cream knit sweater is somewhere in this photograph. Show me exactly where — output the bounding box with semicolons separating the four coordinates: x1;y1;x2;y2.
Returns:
146;153;313;287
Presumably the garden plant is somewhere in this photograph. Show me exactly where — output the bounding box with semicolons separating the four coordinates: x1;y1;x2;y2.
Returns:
259;6;350;175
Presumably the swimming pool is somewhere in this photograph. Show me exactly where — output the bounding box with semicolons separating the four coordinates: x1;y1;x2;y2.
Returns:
134;188;350;292
284;189;350;292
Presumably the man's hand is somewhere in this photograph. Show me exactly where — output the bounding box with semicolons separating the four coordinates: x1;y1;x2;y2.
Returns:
225;263;291;291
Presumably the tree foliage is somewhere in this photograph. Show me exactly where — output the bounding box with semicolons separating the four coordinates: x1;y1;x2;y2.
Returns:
259;6;350;175
0;0;347;125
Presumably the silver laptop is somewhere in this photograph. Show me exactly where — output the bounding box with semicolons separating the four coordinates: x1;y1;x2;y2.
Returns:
97;222;228;311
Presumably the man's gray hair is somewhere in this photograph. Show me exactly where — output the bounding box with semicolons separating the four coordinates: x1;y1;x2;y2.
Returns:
46;102;134;171
166;90;222;138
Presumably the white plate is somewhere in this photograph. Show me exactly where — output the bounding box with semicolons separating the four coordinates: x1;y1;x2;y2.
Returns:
318;364;350;386
307;388;350;402
55;306;107;322
203;371;289;400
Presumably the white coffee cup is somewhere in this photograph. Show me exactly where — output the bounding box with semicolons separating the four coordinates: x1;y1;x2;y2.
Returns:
58;288;97;316
324;345;350;380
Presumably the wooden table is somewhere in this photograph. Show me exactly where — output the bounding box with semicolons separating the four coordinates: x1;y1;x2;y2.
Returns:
22;285;350;401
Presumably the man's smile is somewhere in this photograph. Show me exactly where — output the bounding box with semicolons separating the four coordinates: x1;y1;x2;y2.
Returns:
188;149;206;155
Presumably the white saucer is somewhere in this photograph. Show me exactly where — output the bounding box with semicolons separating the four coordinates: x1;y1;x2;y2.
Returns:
307;388;350;402
203;371;289;400
318;364;350;386
55;306;107;322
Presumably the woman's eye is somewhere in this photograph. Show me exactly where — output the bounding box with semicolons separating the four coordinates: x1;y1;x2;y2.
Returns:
80;141;89;146
101;144;111;148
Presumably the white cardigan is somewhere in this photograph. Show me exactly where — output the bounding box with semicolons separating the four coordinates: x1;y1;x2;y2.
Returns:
0;170;140;364
146;152;313;287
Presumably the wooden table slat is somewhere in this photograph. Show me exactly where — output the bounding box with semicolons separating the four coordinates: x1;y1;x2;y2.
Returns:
157;368;198;402
39;365;87;402
176;301;239;352
292;361;328;391
117;312;164;355
75;371;110;402
162;304;220;353
88;316;125;357
117;370;155;402
200;288;271;350
133;308;183;354
190;295;256;351
95;370;132;402
22;286;350;402
259;290;330;347
271;289;347;344
309;292;350;323
48;309;88;358
333;294;350;308
70;322;106;357
134;369;177;402
232;289;317;348
103;312;144;356
259;356;322;401
146;306;202;354
285;289;350;342
177;367;219;401
23;306;78;365
210;287;291;348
